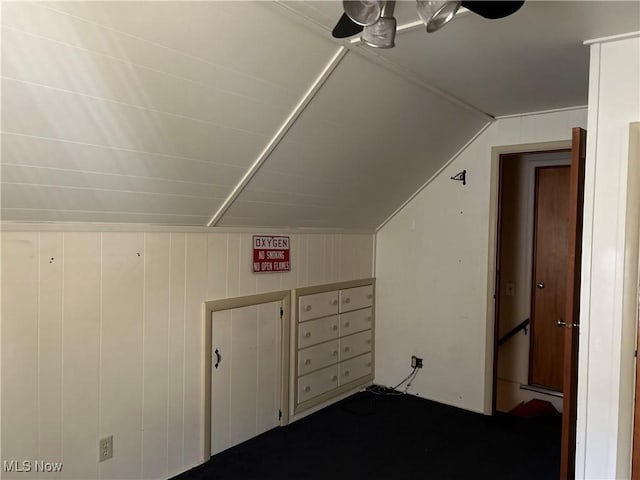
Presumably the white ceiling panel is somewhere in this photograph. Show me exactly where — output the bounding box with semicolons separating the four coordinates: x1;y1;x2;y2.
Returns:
3;1;637;229
3;78;269;161
2;183;219;217
1;164;230;200
1;133;246;186
42;1;335;93
0;208;210;226
219;51;489;228
361;1;640;116
2;26;291;136
1;1;341;225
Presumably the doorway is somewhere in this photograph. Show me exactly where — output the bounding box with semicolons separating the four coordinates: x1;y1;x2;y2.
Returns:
494;151;570;412
490;128;587;480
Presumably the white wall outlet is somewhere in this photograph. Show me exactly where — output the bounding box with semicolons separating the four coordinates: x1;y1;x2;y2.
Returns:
99;435;113;462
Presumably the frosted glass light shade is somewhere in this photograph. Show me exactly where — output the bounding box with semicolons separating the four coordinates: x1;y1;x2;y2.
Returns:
361;16;396;49
416;0;461;32
343;0;382;26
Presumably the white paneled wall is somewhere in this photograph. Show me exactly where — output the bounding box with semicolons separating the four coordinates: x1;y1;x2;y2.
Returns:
375;107;587;414
576;35;640;480
1;230;373;480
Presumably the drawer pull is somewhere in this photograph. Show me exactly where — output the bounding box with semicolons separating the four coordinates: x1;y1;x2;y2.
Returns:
343;370;350;376
331;299;338;306
304;332;311;338
332;350;338;356
304;386;311;393
344;346;350;352
304;359;311;365
331;375;338;382
366;362;372;367
343;298;351;304
366;293;373;299
366;316;372;322
344;321;350;328
304;305;312;312
332;325;338;331
366;339;372;345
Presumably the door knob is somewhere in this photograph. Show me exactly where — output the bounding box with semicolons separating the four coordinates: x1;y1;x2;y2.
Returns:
537;282;545;289
557;319;578;327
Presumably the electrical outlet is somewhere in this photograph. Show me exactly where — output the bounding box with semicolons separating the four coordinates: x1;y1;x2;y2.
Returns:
411;355;423;369
99;435;113;462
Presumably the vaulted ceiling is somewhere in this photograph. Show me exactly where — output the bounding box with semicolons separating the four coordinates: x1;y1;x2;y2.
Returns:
2;1;638;229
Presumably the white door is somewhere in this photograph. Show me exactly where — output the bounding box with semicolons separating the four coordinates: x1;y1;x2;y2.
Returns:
210;301;282;455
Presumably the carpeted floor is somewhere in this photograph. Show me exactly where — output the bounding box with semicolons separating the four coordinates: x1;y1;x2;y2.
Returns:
174;389;561;480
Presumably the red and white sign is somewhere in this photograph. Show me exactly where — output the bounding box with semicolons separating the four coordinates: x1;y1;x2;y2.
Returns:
253;235;290;273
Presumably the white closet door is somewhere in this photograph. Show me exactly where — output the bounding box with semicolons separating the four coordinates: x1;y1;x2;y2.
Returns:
211;301;282;456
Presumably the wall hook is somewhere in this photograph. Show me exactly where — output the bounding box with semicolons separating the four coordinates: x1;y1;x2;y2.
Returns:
450;170;466;186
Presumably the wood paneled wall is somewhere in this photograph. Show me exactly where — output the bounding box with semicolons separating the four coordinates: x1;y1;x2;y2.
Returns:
1;230;373;480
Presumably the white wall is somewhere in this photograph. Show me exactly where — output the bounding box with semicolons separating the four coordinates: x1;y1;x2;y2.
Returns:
576;33;640;480
374;107;587;413
0;228;373;480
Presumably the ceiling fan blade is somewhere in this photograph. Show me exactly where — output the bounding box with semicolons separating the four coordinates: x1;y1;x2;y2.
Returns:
461;1;524;19
332;12;365;38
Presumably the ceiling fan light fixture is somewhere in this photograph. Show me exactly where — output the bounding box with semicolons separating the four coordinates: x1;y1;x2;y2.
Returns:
361;16;397;48
343;0;382;27
416;0;461;33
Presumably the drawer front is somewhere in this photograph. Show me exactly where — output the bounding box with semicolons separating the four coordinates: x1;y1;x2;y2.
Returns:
338;353;373;386
297;365;338;403
339;330;372;361
299;291;339;322
298;315;339;349
339;285;373;313
298;340;339;376
339;307;373;336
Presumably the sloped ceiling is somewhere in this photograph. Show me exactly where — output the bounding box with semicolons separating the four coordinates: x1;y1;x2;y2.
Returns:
1;1;638;229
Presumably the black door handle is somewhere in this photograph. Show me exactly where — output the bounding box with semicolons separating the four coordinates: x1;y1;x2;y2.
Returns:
214;349;221;369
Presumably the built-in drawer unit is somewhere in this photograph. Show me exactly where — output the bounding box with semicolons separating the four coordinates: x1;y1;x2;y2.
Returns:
339;284;373;313
294;278;375;414
297;365;338;404
338;353;373;386
339;308;373;336
339;330;372;361
299;291;339;322
298;315;339;349
298;340;339;376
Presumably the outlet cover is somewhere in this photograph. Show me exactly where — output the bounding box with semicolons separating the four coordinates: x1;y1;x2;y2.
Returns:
99;435;113;462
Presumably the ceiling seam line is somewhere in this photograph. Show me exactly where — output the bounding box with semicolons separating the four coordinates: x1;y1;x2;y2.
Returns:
0;131;248;170
2;76;274;138
1;24;292;110
0;207;209;218
341;44;494;121
375;120;495;232
0;164;233;190
206;46;348;227
273;2;492;122
1;181;226;201
32;3;292;92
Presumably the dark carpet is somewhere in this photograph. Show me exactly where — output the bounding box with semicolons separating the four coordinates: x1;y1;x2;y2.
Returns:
174;390;561;480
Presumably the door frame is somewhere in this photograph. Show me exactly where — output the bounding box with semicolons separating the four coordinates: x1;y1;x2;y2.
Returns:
487;140;572;415
203;290;291;461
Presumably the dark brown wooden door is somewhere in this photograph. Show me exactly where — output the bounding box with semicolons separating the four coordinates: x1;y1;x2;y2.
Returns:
560;127;587;480
530;166;570;391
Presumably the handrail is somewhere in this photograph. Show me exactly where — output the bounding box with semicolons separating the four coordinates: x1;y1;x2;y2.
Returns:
498;318;530;346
